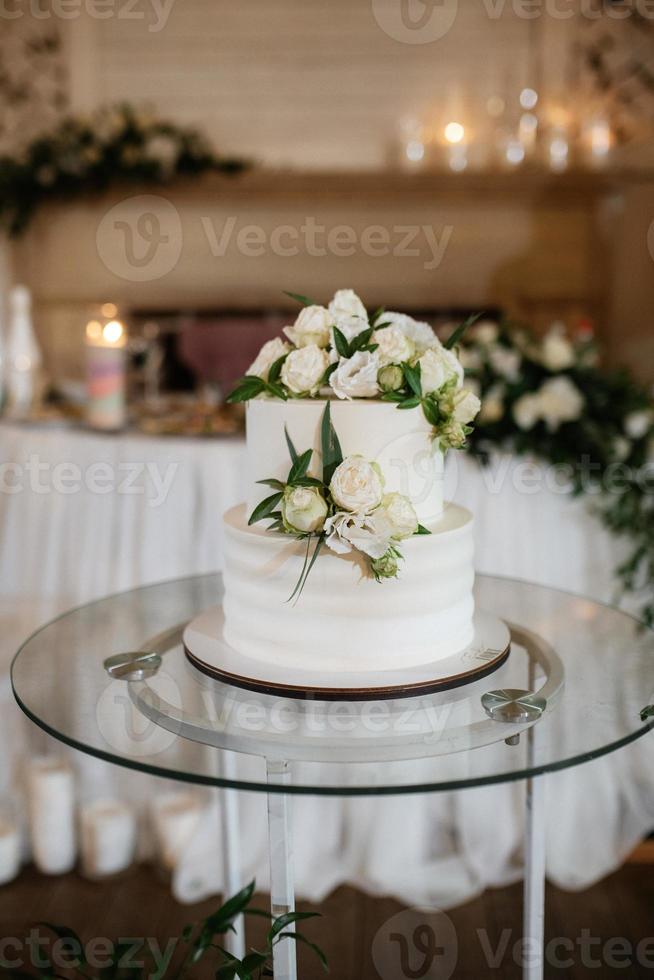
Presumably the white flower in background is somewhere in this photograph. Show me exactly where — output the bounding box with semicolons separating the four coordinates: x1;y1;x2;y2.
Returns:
489;345;522;381
450;388;482;424
538;376;584;431
247;337;291;380
612;436;632;462
513;393;542;431
280;345;329;395
145;134;179;171
418;346;464;395
458;346;483;372
329;350;380;399
281;486;328;534
328;289;368;322
625;409;654;440
330;314;368;347
541;329;576;372
324;511;391;561
330;456;384;512
472;320;499;345
371;324;415;366
375;493;419;540
479;384;505;424
283;305;331;349
383;312;440;355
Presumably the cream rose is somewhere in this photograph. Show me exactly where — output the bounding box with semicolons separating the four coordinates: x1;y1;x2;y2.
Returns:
418;346;464;395
625;409;653;440
472;321;500;345
541;330;575;372
328;289;368;322
280;345;329;395
281;486;328;534
513;393;542;431
375;493;419;540
247;337;291;380
383;312;439;356
329;350;380;400
324;510;390;560
489;345;521;381
371;324;415;367
329;456;384;513
538;376;584;431
283;305;331;349
450;388;482;425
479;383;505;424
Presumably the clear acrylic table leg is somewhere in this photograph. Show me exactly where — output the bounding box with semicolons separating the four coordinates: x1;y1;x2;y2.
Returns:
523;656;546;980
218;751;246;959
267;759;297;980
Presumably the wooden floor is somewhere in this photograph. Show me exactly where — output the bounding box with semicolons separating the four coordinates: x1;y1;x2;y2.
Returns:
1;864;653;978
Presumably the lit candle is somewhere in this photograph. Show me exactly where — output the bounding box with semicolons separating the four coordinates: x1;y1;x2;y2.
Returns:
443;121;467;172
0;815;21;885
585;118;612;167
28;758;76;875
85;317;127;430
80;800;137;879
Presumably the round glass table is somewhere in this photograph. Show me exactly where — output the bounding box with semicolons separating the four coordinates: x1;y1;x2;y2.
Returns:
12;573;654;980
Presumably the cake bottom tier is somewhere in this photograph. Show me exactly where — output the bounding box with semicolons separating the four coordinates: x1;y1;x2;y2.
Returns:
222;503;475;672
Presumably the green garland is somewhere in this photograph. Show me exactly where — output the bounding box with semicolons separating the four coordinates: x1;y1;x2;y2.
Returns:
0;103;249;236
460;322;654;628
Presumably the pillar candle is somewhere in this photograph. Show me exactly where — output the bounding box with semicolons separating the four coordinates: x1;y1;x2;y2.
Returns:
0;816;21;885
79;800;137;879
150;793;204;871
85;318;127;431
28;758;76;875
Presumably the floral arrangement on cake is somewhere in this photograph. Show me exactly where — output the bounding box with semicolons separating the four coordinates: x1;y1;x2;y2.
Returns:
227;289;482;451
0;103;249;236
250;403;431;598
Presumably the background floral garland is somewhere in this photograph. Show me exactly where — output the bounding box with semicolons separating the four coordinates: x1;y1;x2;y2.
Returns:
458;321;654;628
0;103;249;236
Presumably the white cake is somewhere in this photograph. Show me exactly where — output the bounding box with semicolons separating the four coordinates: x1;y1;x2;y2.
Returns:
222;398;475;672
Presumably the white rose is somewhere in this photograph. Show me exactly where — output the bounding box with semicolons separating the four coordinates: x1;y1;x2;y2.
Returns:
247;337;291;380
479;383;505;424
328;289;368;322
375;492;418;540
472;321;499;345
458;346;483;372
625;409;653;440
383;312;440;355
513;393;542;431
450;388;481;424
282;486;328;534
371;324;415;366
489;345;522;381
538;376;584;431
541;330;575;371
330;455;384;512
418;347;464;395
324;511;390;561
613;436;632;462
283;305;331;349
329;350;380;399
280;345;329;395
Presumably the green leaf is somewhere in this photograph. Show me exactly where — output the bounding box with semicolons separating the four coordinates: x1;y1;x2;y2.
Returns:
641;705;654;722
268;354;287;384
292;476;325;488
332;326;351;359
397;397;421;410
381;391;407;403
202;881;257;936
265;381;288;400
421;398;442;427
287;535;313;604
444;312;483;350
274;933;329;972
293;534;325;604
372;320;392;331
415;524;432;535
322;362;338;384
320;401;344;486
284;426;299;464
248;493;283;525
369;306;385;326
256;478;285;490
226;376;265;403
288;448;313;484
402;362;422;398
350;326;374;352
283;290;316;306
268;912;320;943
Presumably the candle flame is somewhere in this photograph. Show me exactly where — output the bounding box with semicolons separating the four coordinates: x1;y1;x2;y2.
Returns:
103;320;125;345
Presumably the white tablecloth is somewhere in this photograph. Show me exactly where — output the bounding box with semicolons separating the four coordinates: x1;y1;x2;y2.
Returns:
1;422;651;906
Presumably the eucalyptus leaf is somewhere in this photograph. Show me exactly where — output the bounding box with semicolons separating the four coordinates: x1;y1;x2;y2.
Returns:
248;493;283;526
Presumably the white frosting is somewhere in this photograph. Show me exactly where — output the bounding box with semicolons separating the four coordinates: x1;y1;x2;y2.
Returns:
222;503;475;672
246;398;444;525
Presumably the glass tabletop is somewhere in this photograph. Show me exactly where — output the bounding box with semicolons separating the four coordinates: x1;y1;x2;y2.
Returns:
11;574;654;796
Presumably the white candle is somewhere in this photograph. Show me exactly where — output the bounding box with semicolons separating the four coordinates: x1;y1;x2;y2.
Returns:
79;800;137;879
28;758;76;875
150;793;204;871
0;817;21;885
86;318;127;431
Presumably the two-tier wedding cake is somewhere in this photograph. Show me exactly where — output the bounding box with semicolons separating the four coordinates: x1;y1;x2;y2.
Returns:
217;289;483;677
